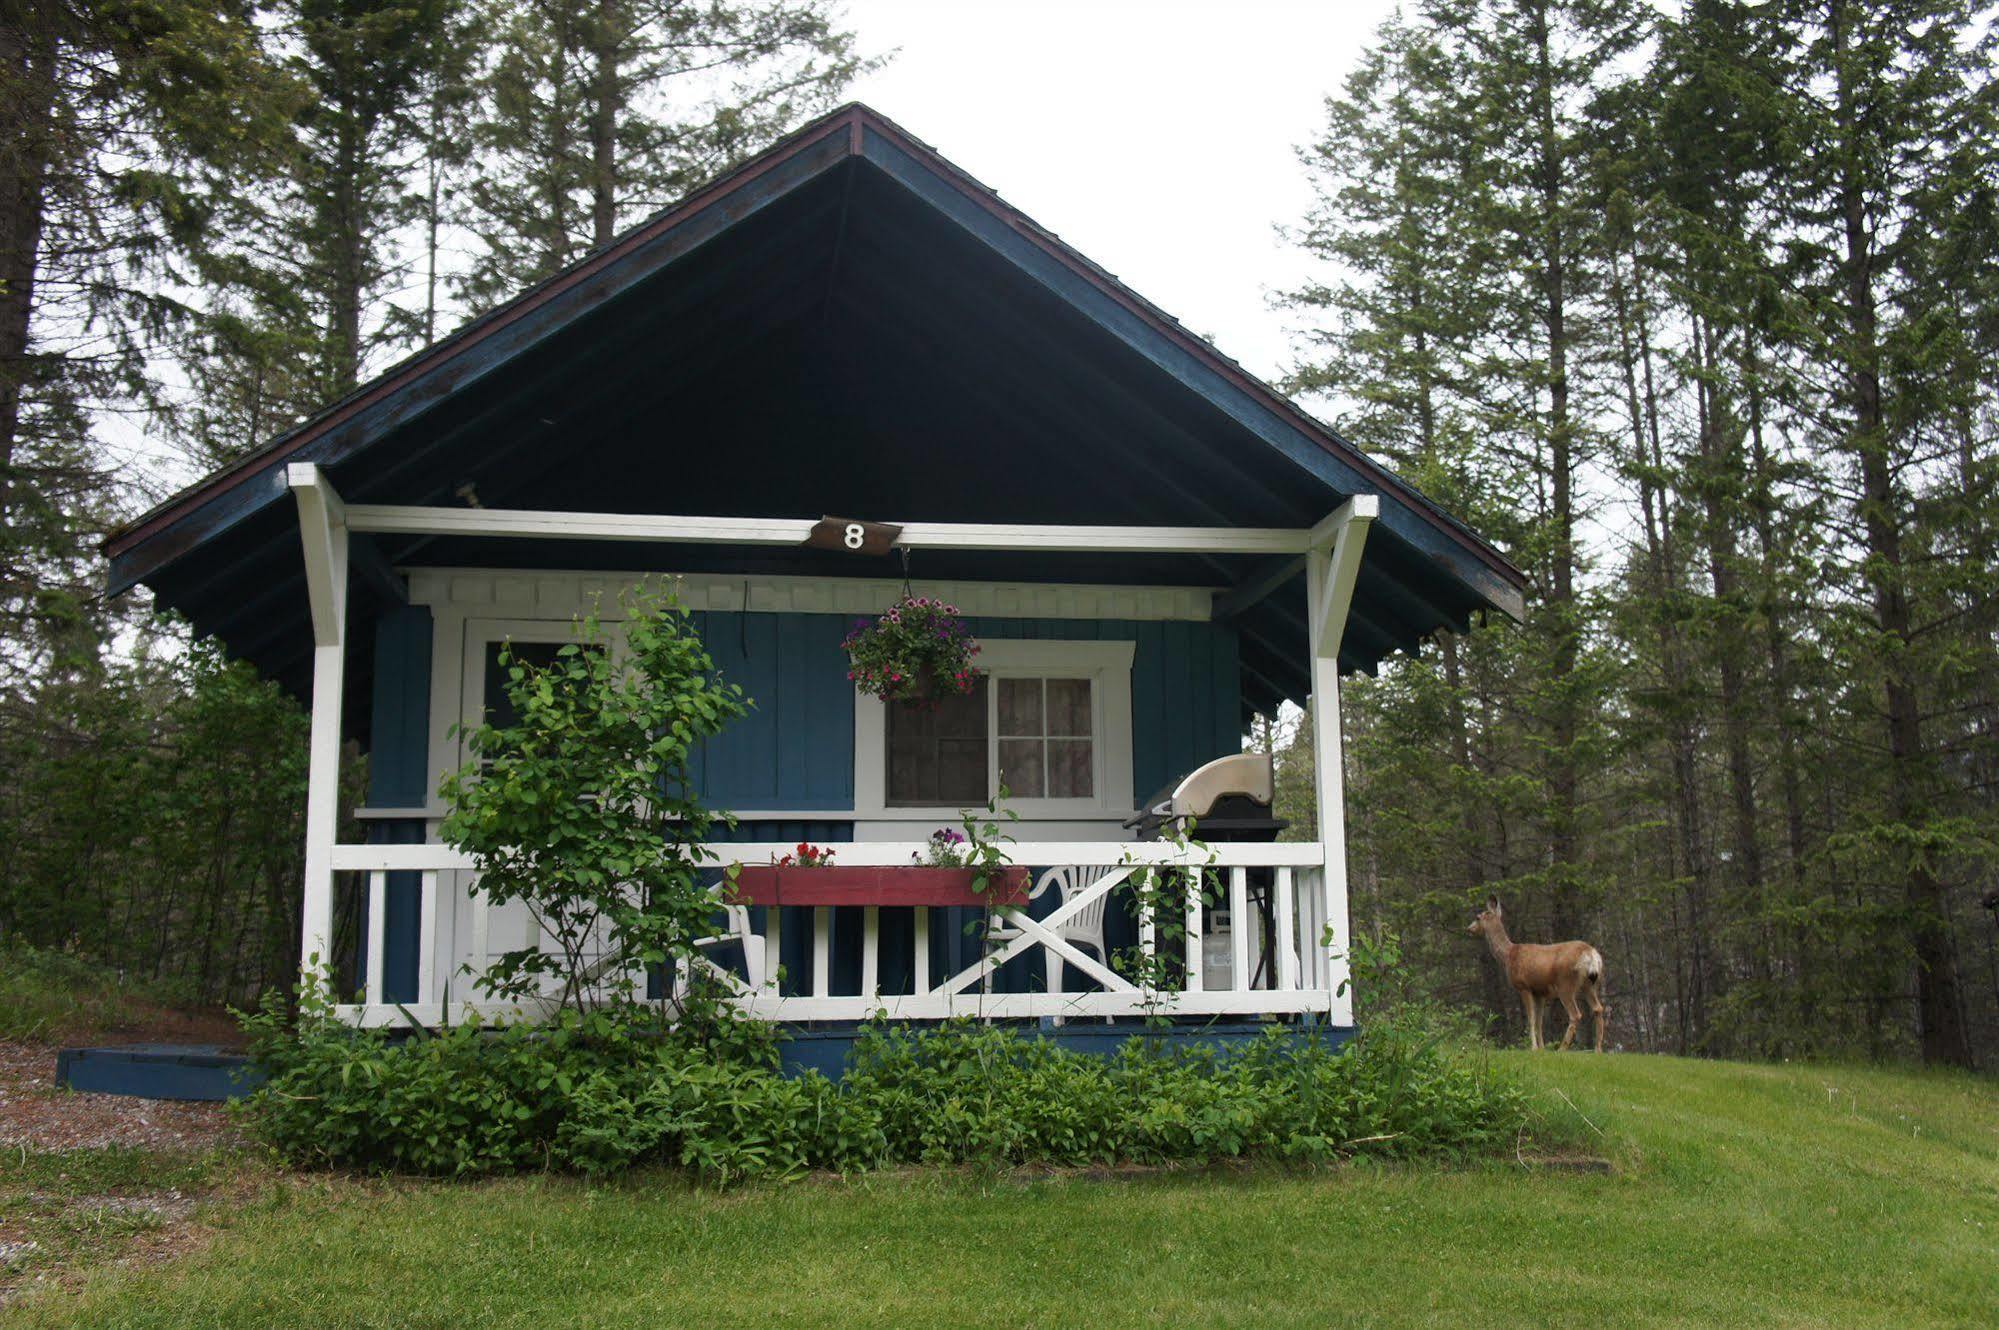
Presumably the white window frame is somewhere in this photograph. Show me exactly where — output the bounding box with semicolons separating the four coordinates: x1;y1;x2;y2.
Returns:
853;638;1136;822
456;617;626;767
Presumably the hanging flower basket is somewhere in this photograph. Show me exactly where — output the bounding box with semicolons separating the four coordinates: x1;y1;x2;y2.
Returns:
842;595;979;704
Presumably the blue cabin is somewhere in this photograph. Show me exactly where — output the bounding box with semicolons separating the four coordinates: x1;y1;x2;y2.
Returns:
103;105;1523;1033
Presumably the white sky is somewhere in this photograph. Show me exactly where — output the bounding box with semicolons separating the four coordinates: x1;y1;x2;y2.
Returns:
842;0;1398;383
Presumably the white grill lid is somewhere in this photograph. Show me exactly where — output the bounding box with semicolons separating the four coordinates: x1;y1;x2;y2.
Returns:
1161;752;1275;820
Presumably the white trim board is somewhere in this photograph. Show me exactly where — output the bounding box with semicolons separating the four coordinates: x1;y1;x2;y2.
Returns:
406;569;1214;622
349;505;1310;556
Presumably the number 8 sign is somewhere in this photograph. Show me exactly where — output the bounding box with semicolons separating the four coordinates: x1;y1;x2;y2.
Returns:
805;516;902;557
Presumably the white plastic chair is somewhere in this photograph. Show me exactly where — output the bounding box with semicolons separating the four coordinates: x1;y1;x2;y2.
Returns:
1035;864;1116;1025
678;903;769;997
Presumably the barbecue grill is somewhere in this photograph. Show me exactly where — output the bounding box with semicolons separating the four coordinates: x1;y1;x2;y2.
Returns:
1125;752;1287;991
1124;751;1287;841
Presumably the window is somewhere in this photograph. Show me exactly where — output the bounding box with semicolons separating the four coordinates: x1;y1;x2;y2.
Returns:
885;676;989;806
884;674;1095;805
997;677;1093;799
481;640;571;729
857;638;1135;817
459;620;621;769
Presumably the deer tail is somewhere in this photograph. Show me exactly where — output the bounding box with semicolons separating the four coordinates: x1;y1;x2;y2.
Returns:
1581;949;1604;984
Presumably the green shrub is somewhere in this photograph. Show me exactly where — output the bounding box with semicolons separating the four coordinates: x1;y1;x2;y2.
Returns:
438;585;750;1011
237;987;853;1181
240;998;1528;1183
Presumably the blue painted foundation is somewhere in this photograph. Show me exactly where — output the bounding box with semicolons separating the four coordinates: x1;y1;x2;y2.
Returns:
59;1024;1353;1100
56;1044;264;1102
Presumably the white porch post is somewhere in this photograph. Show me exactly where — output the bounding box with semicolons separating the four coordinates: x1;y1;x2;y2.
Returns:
1304;495;1376;1026
290;464;349;990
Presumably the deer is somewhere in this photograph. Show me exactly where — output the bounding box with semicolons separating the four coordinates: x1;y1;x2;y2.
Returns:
1467;896;1608;1052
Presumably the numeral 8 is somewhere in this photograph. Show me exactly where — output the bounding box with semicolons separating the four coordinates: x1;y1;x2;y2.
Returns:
844;523;865;550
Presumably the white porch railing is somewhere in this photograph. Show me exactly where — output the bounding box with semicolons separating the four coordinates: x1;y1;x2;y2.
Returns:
326;840;1341;1028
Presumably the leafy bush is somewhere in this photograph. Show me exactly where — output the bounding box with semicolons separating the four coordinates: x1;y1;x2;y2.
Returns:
439;584;749;1010
239;998;1528;1182
0;643;314;1012
237;984;858;1182
846;1019;1524;1167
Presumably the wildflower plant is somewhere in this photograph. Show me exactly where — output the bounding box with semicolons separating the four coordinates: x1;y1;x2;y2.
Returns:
775;842;837;867
842;595;979;703
914;827;968;867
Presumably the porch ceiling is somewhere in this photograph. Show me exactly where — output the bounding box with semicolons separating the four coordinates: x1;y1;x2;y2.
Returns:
104;105;1524;733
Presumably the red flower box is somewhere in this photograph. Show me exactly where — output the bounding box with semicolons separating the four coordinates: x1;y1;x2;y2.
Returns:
728;865;1030;908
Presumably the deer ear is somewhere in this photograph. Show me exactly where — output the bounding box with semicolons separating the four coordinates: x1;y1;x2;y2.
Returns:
1486;895;1501;914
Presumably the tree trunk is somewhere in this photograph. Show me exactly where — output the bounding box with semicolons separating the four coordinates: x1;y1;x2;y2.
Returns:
1529;0;1583;941
0;11;56;533
424;89;444;347
588;0;621;249
1612;236;1712;1043
326;103;366;396
1746;348;1814;1009
1692;310;1762;997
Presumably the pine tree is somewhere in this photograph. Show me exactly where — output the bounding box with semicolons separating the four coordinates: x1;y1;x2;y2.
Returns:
0;0;288;652
1284;12;1544;1032
183;0;462;471
1768;0;1995;1067
457;0;872;311
1287;0;1999;1064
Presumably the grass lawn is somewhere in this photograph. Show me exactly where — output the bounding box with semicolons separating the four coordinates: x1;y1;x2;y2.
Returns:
10;1052;1997;1328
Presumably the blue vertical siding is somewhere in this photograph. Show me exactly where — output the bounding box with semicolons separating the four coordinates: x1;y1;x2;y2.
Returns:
691;611;854;809
365;605;433;808
688;610;1244;809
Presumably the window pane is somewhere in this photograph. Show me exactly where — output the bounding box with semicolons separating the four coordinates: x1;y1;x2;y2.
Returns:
999;738;1045;797
887;737;936;804
930;684;986;738
483;641;575;729
1046;678;1092;737
997;677;1042;737
935;739;988;805
1046;739;1093;799
886;677;988;806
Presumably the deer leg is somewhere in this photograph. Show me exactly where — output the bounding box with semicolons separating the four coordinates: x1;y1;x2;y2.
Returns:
1519;991;1539;1049
1589;989;1609;1053
1558;990;1583;1051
